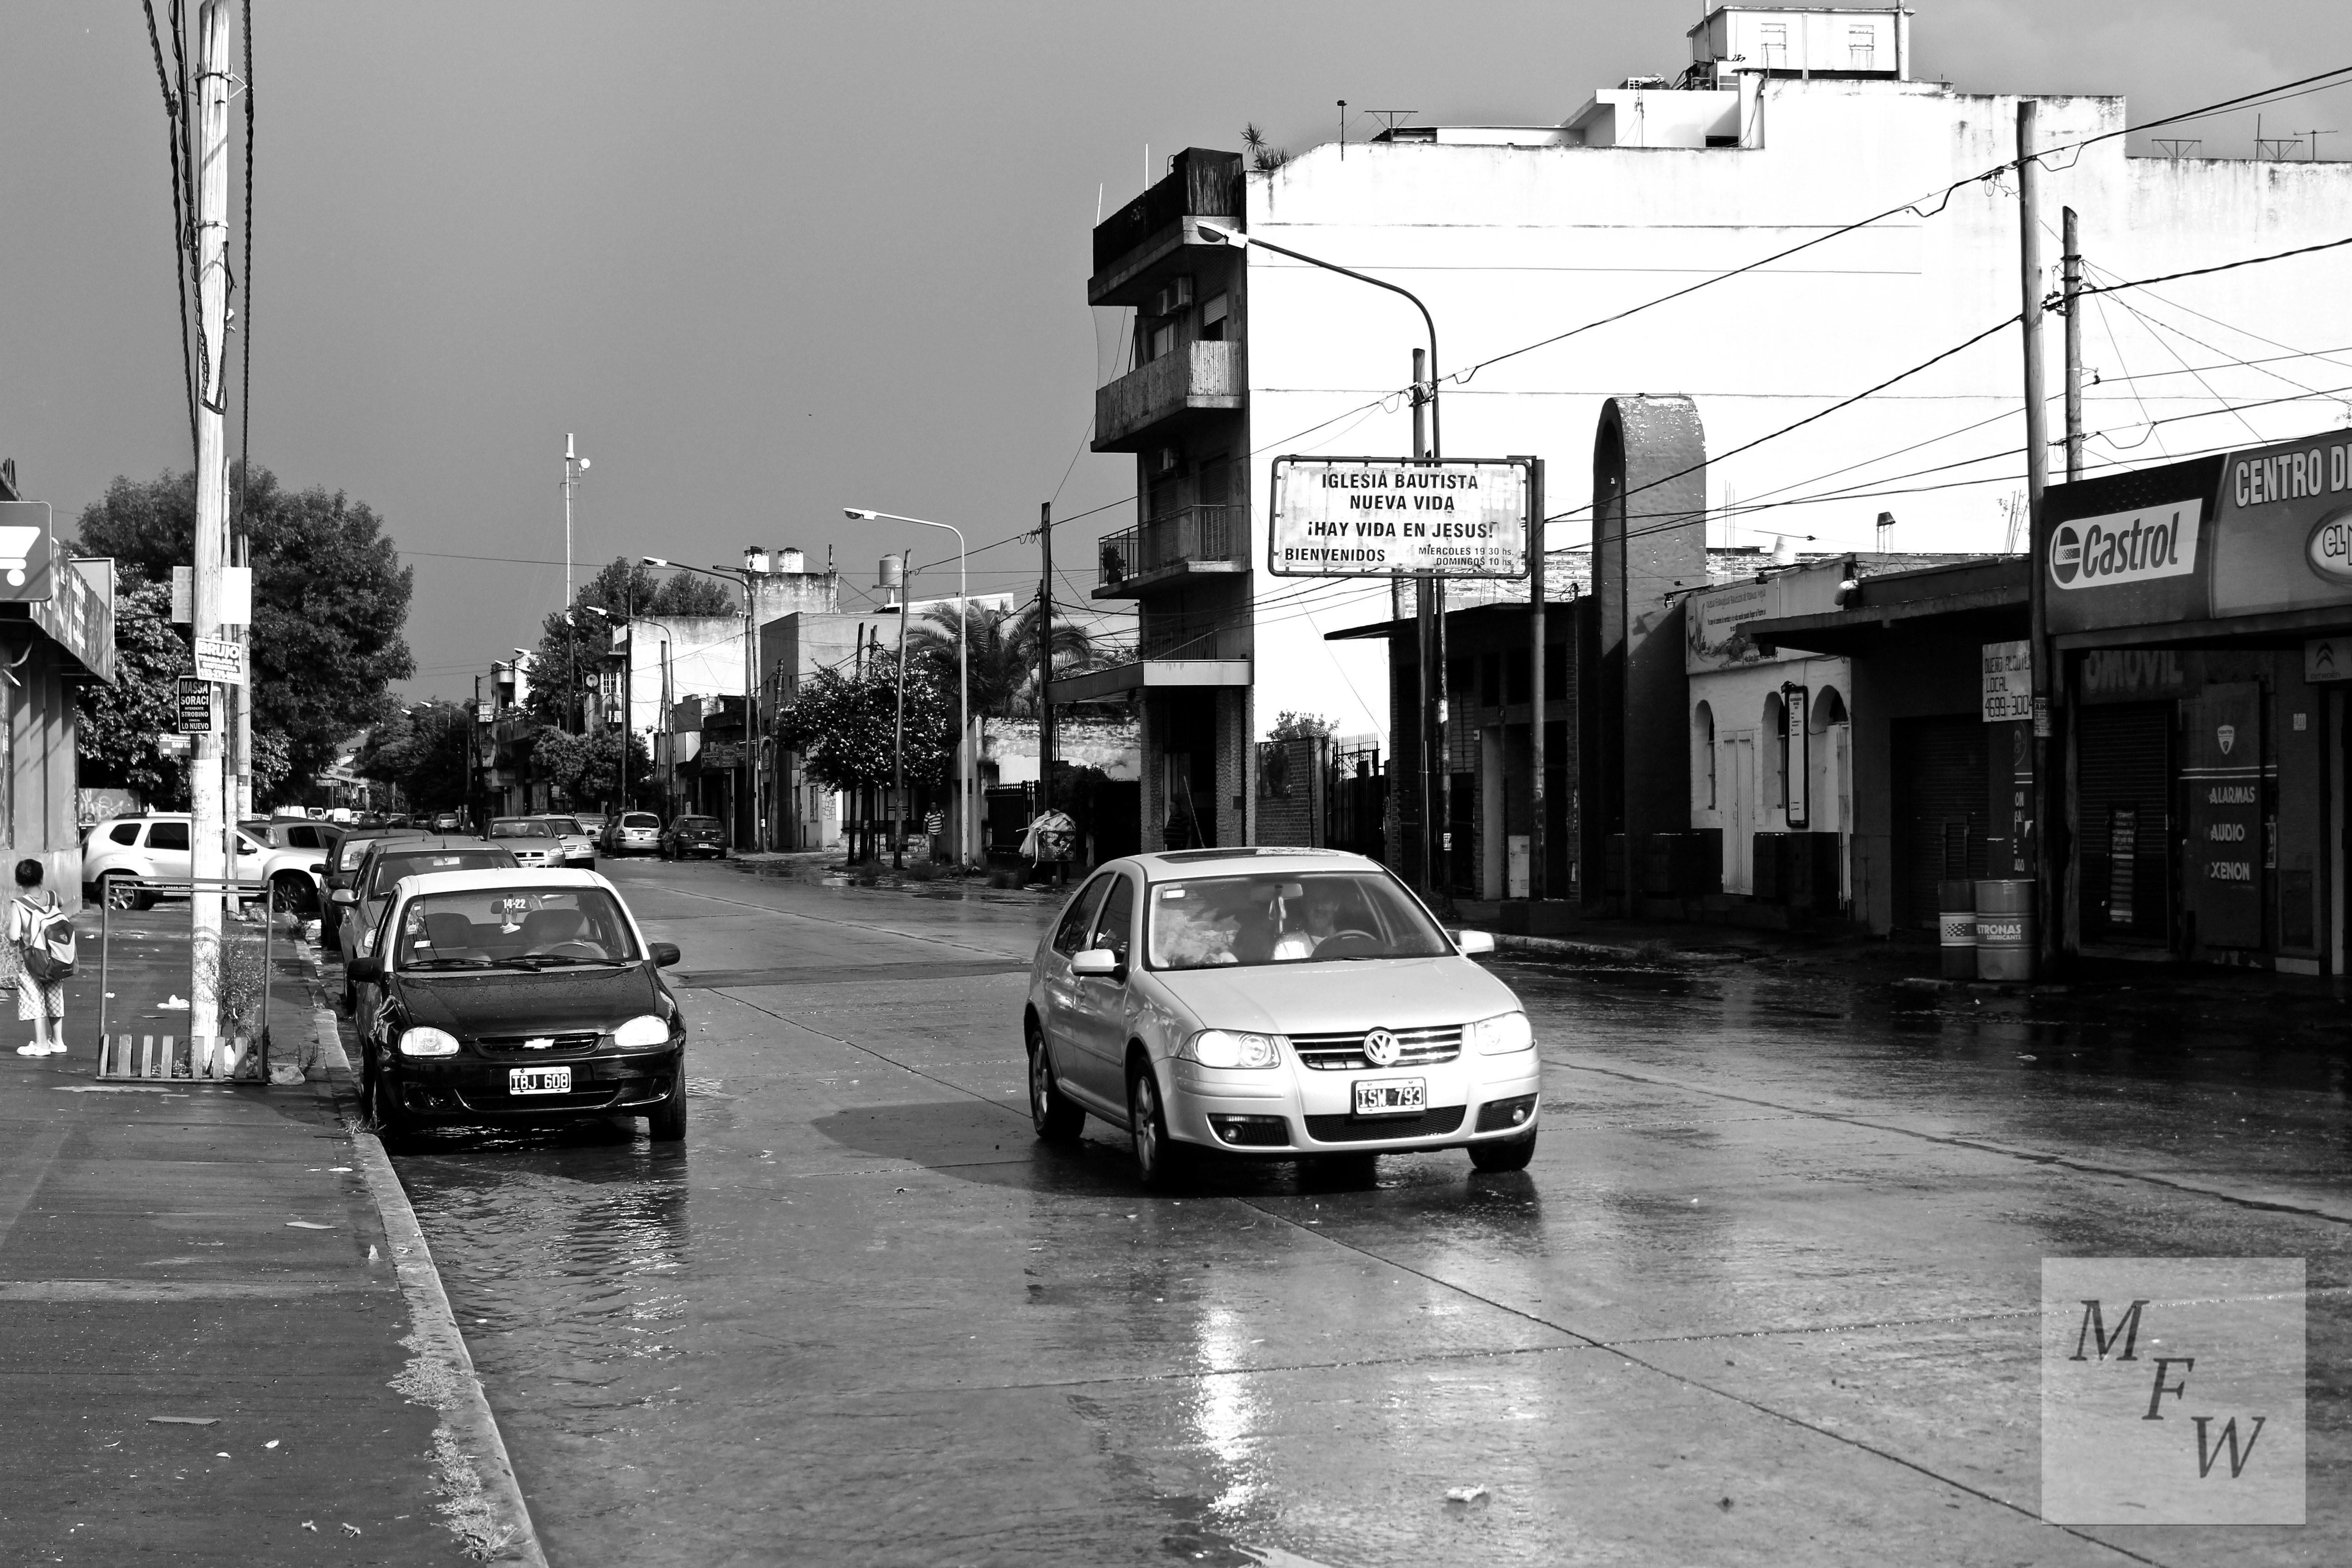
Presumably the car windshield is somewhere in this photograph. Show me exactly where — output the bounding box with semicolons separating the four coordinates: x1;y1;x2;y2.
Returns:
488;820;552;838
1145;870;1450;970
365;850;514;899
394;887;641;970
541;818;584;835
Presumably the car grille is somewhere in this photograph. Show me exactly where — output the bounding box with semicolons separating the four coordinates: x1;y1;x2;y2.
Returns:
1289;1024;1462;1072
454;1088;622;1112
473;1032;602;1056
1303;1105;1467;1142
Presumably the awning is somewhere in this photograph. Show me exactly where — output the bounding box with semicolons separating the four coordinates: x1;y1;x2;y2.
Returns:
1050;659;1251;703
1750;586;2025;657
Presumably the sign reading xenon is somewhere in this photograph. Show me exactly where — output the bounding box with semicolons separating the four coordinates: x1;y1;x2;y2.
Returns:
1268;456;1529;578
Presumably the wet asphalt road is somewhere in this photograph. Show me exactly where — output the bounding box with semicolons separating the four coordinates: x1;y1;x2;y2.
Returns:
378;858;2351;1568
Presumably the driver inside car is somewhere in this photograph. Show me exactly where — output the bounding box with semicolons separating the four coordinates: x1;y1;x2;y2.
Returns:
1272;879;1365;960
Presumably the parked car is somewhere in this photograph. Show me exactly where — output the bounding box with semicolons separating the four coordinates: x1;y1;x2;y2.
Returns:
1023;848;1540;1189
429;812;467;834
660;815;726;860
322;827;429;944
487;817;561;869
529;814;598;870
83;813;274;911
241;816;348;915
346;868;686;1141
600;811;662;857
332;835;521;1017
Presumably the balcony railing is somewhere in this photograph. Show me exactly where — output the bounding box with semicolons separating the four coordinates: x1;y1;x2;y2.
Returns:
1093;339;1244;451
1098;505;1245;590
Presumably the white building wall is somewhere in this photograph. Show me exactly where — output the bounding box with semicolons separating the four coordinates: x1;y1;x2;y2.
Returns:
1237;78;2352;748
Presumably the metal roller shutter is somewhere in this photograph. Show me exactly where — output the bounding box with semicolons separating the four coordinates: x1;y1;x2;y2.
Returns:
1892;715;1988;929
2076;702;2173;944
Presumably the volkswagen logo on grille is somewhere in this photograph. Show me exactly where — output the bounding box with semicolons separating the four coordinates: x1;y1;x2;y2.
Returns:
1362;1028;1401;1067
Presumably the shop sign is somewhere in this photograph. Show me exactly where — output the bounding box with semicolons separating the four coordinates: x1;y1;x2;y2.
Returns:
0;500;54;602
193;637;245;686
2184;682;2262;950
176;677;212;734
1267;456;1529;578
1981;640;2033;722
2213;434;2352;617
2041;461;2217;636
1781;684;1809;828
2080;647;2190;701
1685;558;1847;672
2305;637;2352;683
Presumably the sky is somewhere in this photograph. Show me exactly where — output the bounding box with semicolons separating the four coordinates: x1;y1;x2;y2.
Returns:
4;0;2351;701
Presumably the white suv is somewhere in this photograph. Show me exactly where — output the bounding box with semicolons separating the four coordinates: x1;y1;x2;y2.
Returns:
82;814;278;910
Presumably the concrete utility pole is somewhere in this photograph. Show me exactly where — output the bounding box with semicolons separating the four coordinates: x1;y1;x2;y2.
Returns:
188;0;236;1062
2017;99;2059;973
562;434;588;610
1525;457;1546;902
1038;501;1054;823
229;532;250;820
2062;206;2083;483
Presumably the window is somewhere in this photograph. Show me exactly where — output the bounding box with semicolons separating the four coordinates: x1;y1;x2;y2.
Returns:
1090;874;1135;966
147;821;191;853
1695;701;1717;810
489;819;554;838
368;851;514;900
110;822;140;846
395;887;641;969
1760;22;1787;68
1147;318;1178;363
1052;876;1112;957
1848;28;1875;70
1146;871;1449;971
284;825;321;849
1201;292;1230;343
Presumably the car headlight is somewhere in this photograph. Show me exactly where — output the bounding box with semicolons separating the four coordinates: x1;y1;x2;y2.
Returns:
1465;1011;1535;1055
1177;1029;1284;1069
610;1014;670;1049
398;1026;461;1058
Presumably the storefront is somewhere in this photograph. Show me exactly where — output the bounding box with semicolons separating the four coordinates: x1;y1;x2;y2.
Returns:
2041;434;2352;972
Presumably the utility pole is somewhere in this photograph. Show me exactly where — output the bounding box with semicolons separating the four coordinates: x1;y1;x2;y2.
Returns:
1525;457;1546;902
188;0;235;1064
2018;99;2059;974
562;434;586;609
1412;350;1435;893
1038;502;1054;824
229;531;250;819
2062;206;2083;483
891;556;911;870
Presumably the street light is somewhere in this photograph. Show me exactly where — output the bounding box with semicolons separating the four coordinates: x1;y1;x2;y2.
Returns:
1197;218;1451;895
563;435;590;609
845;509;972;872
575;605;624;813
642;556;764;852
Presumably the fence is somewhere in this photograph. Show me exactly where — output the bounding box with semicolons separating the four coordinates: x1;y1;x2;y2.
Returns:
93;879;279;1083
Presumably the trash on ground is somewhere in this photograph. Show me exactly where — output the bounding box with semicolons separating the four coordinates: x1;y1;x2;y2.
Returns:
265;1440;280;1449
286;1220;334;1230
148;1416;217;1426
160;995;189;1010
1445;1485;1489;1505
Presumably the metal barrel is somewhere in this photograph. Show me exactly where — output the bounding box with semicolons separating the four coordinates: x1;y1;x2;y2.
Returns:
1974;879;2035;981
1937;880;1977;979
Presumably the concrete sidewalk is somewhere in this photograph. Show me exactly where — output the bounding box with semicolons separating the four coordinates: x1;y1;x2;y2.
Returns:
0;909;536;1565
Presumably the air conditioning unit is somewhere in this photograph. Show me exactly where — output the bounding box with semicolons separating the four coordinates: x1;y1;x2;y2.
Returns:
1151;275;1195;318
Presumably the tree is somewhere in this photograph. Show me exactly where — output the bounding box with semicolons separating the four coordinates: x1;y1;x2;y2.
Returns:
903;603;1099;720
522;557;735;729
1268;710;1337;741
1243;123;1289;173
353;701;473;813
74;464;416;794
531;727;650;814
770;652;956;796
75;577;194;807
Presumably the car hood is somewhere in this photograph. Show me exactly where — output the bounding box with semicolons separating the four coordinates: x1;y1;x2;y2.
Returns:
392;965;663;1038
1152;955;1519;1034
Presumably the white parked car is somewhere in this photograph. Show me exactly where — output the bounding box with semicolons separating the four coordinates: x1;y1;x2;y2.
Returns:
1023;848;1542;1189
528;814;598;869
82;813;300;911
486;817;561;869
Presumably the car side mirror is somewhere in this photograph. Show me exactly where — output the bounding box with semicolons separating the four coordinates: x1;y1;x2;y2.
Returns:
1071;948;1121;979
650;942;681;968
1455;929;1497;956
329;888;358;906
347;955;381;984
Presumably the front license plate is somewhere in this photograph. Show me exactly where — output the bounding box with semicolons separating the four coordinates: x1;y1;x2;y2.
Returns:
509;1066;573;1095
1353;1077;1425;1116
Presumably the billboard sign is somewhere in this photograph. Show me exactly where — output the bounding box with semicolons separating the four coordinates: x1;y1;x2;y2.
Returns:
1982;640;2033;722
1268;456;1529;578
2211;436;2352;617
0;500;54;603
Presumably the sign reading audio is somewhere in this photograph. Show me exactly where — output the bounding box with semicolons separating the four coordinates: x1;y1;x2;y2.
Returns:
1268;456;1530;578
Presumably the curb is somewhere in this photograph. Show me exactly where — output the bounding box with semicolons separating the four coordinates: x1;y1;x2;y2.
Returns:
306;979;547;1565
1491;931;1711;964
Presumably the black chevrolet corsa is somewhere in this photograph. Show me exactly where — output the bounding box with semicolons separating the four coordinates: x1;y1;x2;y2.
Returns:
348;868;688;1141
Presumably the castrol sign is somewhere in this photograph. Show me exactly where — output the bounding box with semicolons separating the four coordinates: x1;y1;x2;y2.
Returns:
2046;504;2199;592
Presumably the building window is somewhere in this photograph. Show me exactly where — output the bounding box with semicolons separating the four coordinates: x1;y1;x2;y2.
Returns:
1848;28;1875;70
1147;318;1178;362
1760;22;1787;69
1201;292;1230;343
1695;701;1717;810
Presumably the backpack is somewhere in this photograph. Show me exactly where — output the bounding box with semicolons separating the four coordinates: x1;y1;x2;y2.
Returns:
20;896;74;983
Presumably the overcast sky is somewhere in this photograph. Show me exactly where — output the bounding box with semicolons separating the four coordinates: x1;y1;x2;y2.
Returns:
4;0;2349;700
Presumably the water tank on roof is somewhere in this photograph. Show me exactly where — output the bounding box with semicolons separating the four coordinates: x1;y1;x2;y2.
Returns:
777;547;806;574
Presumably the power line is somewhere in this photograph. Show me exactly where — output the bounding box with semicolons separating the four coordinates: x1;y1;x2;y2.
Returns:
2073;234;2352;300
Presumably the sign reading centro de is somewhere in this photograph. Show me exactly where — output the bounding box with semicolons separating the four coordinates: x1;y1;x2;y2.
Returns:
2046;504;2200;592
1268;456;1529;578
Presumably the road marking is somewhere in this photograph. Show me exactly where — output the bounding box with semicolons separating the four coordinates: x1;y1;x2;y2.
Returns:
639;882;1035;960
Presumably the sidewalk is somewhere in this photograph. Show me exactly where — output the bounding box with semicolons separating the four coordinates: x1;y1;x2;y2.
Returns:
0;908;536;1565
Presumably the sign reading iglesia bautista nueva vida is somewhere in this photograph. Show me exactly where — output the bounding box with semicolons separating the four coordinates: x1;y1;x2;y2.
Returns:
1267;456;1530;578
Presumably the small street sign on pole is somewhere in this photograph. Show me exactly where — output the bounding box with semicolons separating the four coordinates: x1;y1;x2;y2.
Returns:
193;637;246;686
177;677;214;733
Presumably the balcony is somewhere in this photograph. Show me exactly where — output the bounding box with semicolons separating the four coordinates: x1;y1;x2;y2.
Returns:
1089;148;1244;307
1096;505;1248;599
1092;340;1244;453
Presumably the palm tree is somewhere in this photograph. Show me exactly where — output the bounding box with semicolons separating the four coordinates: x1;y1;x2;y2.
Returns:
905;603;1099;720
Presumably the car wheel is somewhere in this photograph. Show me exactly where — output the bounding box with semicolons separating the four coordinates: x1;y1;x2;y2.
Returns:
1127;1059;1191;1191
270;873;313;919
1027;1021;1084;1143
647;1079;687;1142
100;872;146;911
1468;1127;1538;1173
368;1060;413;1144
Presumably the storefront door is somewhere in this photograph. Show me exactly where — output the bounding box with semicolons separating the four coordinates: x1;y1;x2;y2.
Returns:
2184;682;2263;951
2077;702;2175;945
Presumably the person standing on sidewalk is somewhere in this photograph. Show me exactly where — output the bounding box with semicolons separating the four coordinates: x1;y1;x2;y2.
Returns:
8;859;69;1057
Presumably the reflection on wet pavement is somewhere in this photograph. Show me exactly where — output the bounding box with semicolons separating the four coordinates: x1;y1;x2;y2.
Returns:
391;865;2351;1566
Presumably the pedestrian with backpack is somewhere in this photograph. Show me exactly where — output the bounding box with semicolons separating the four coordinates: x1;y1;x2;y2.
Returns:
8;859;71;1057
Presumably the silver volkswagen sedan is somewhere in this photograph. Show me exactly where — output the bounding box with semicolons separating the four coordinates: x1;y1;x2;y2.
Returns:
1024;848;1541;1188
